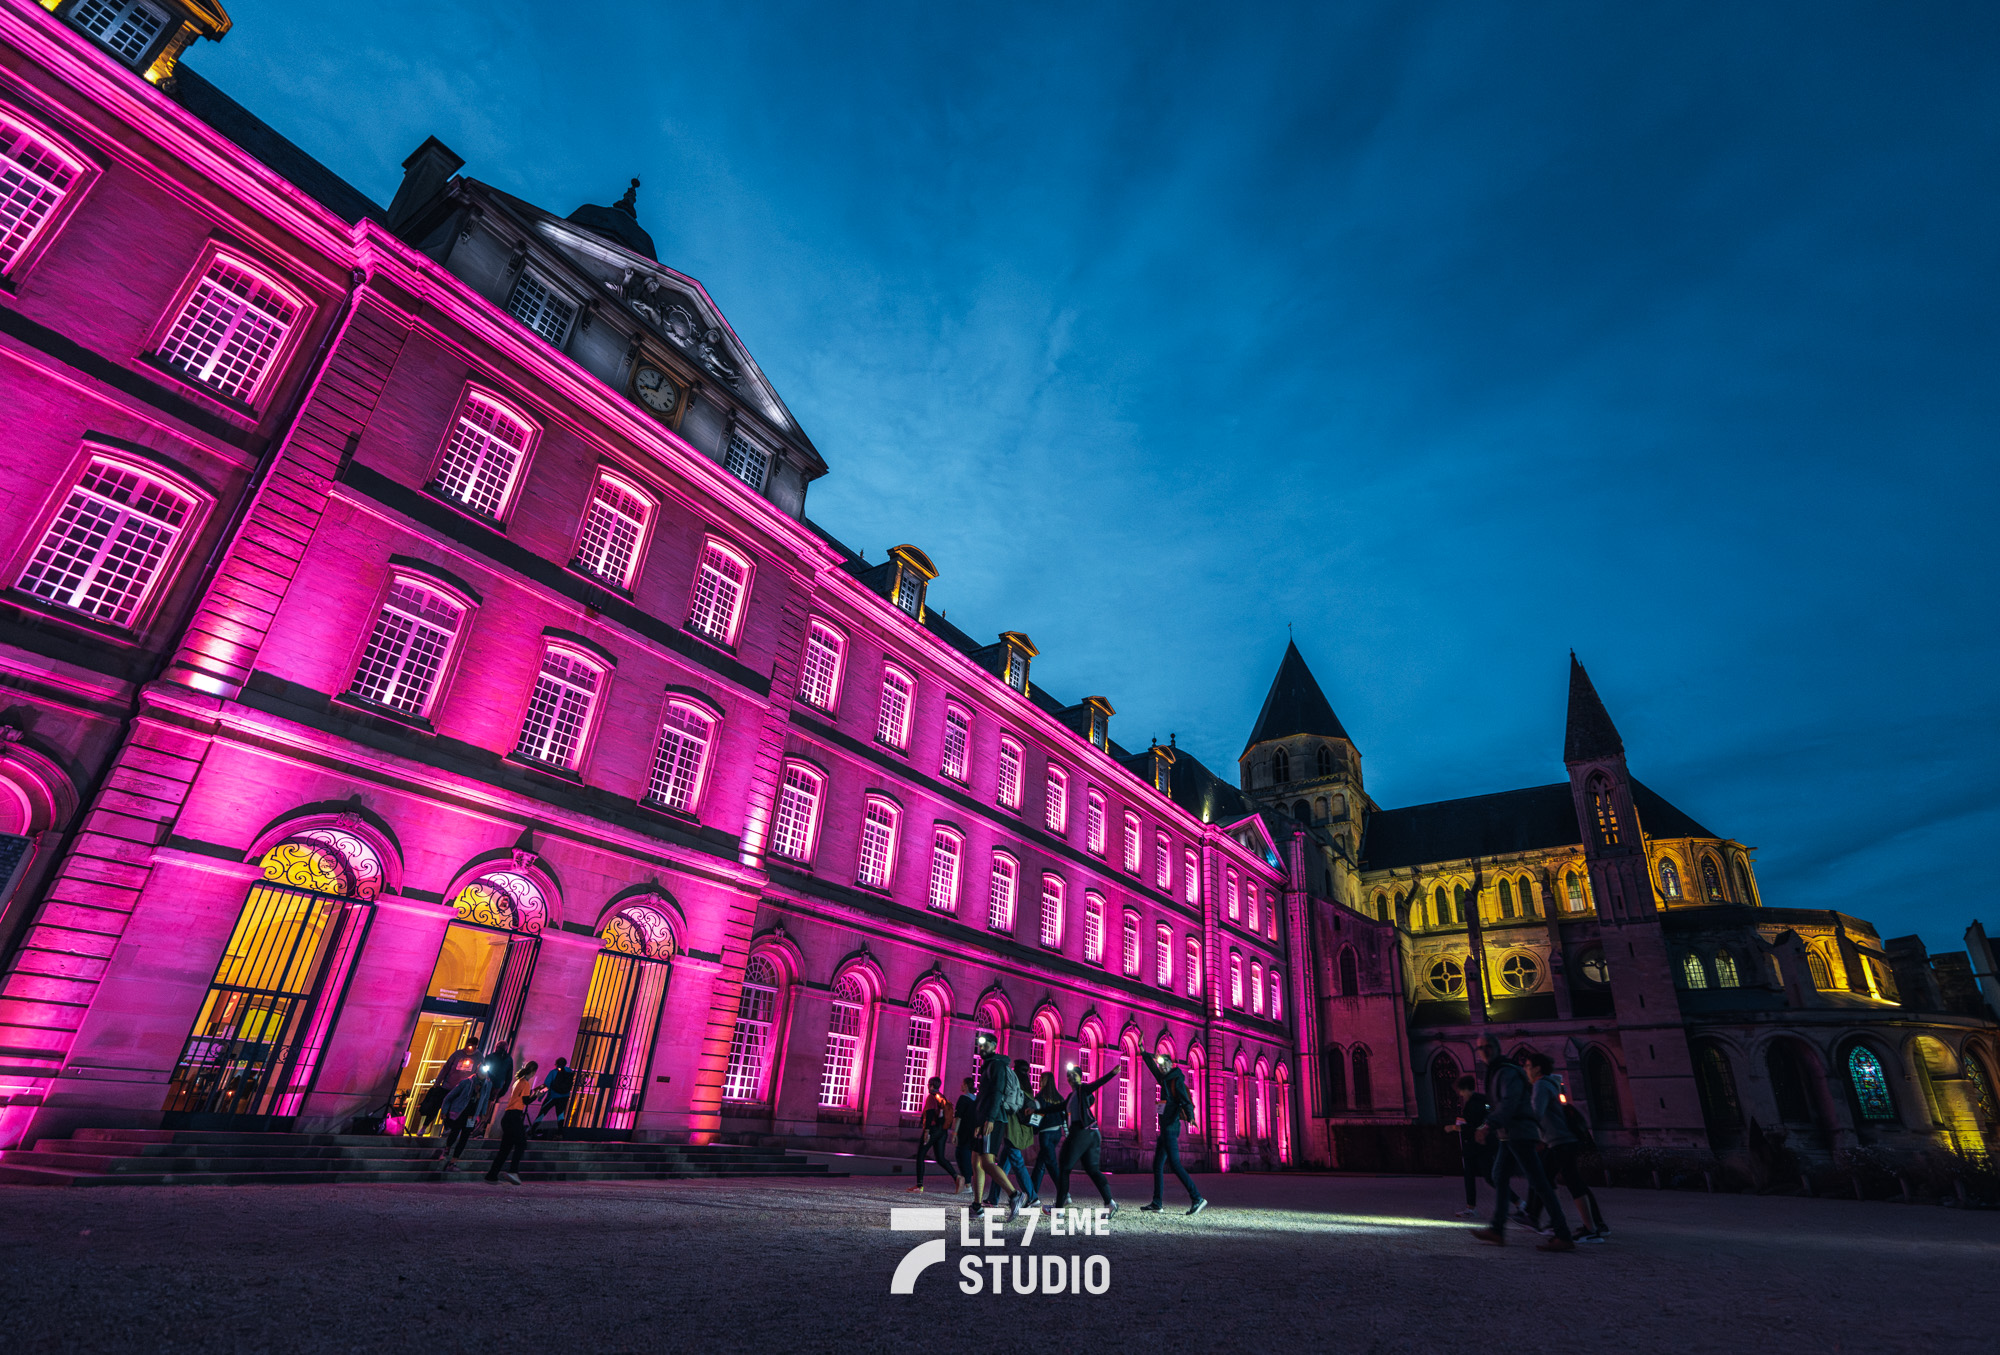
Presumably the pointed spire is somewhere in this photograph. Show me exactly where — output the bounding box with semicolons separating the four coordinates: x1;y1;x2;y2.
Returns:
1564;651;1625;764
1243;640;1353;752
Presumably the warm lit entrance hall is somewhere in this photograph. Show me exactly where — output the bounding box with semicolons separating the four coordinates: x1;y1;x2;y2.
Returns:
1;1175;1991;1353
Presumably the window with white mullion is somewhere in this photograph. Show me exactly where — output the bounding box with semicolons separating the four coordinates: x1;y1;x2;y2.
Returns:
996;739;1023;810
157;257;300;404
1183;849;1199;905
1083;893;1105;964
69;0;169;64
1122;813;1141;874
876;668;914;750
645;703;713;813
769;765;822;862
16;458;193;626
898;998;937;1115
927;830;961;913
434;392;533;519
721;956;778;1102
797;622;845;710
987;854;1017;932
573;473;648;586
349;580;462;716
818;975;867;1108
514;649;599;768
1039;876;1064;948
1086;791;1106;855
1121;913;1141;977
856;798;898;889
1154;835;1171;891
1045;766;1068;834
1185;938;1202;997
1155;924;1173;987
506;269;576;347
0;117;82;274
725;433;770;491
940;706;970;781
687;542;749;644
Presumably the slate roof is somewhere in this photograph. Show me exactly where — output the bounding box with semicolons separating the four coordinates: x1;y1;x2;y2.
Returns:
1116;745;1254;826
1563;654;1625;763
170;66;385;225
1243;641;1353;752
1359;779;1719;872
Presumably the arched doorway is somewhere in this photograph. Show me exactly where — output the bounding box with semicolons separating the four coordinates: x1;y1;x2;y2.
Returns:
395;869;548;1130
163;827;382;1127
1693;1042;1744;1148
1582;1047;1621;1133
1766;1038;1825;1142
566;905;676;1134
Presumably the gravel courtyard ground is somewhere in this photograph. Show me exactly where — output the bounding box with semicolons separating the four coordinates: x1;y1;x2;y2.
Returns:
1;1172;1993;1354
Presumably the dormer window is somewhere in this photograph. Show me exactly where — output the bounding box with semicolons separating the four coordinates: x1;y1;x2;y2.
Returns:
999;631;1037;693
507;269;576;347
69;1;170;65
724;432;770;491
1083;696;1114;751
885;545;936;620
1151;744;1174;794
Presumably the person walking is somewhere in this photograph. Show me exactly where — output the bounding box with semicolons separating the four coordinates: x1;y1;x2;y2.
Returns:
968;1035;1025;1219
529;1057;574;1139
1054;1062;1120;1215
993;1059;1037;1206
420;1040;481;1140
1140;1053;1206;1216
909;1076;962;1193
484;1060;540;1185
477;1042;513;1136
437;1069;490;1172
1026;1071;1067;1203
1469;1036;1573;1251
952;1077;979;1193
1449;1073;1493;1219
1521;1053;1608;1242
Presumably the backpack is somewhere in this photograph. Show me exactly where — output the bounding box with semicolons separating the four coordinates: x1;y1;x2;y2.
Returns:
1173;1076;1197;1124
1563;1101;1596;1151
992;1057;1025;1114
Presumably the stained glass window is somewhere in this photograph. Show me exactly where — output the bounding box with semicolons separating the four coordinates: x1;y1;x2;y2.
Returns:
1847;1045;1895;1120
1659;858;1682;899
899;991;938;1115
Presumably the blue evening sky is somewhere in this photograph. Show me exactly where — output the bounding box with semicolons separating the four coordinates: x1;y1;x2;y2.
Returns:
196;1;1998;952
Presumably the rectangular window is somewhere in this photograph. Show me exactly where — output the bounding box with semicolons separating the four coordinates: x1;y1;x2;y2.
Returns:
894;567;922;616
856;799;898;889
433;390;535;519
927;830;961;913
1184;850;1199;904
818;989;863;1108
506;269;575;347
514;648;599;768
1270;970;1283;1022
1155;924;1172;987
350;579;462;716
987;855;1017;932
1083;892;1105;965
1039;876;1064;948
156;256;300;404
1154;835;1171;891
1086;791;1106;855
1045;766;1068;834
69;0;168;64
687;541;749;645
1185;938;1201;998
996;738;1023;810
646;702;714;813
769;765;821;862
0;116;82;274
1247;887;1260;933
1230;953;1243;1008
1122;813;1141;874
797;621;846;711
876;667;914;750
1004;647;1027;691
1227;869;1240;921
16;457;193;626
940;705;970;781
724;433;770;491
1121;913;1140;977
1252;962;1265;1016
572;472;649;587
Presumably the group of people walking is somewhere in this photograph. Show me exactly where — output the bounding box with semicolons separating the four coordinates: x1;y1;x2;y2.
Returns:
416;1041;578;1184
909;1035;1209;1220
1451;1034;1610;1251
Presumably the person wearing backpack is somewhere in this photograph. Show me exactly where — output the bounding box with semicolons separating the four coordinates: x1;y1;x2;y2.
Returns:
1469;1035;1573;1252
529;1058;574;1139
1026;1071;1068;1203
909;1076;962;1194
985;1059;1037;1207
1521;1053;1608;1241
1053;1061;1120;1214
1140;1052;1207;1216
969;1034;1025;1219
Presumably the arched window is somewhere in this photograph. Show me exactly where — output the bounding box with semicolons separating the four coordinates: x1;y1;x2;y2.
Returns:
769;762;823;862
1846;1044;1896;1121
1518;877;1538;917
1658;858;1682;899
1701;856;1724;901
1350;1046;1372;1111
516;646;604;770
1338;946;1359;997
875;665;915;750
818;973;870;1109
1431;886;1446;928
1186;1045;1205;1133
1583;1048;1620;1128
1565;871;1584;912
1082;891;1106;964
1374;892;1389;922
1250;961;1265;1015
1230;951;1244;1007
855;795;900;889
0;111;87;276
1961;1049;1998;1120
1155;923;1173;986
996;737;1024;809
1226;869;1240;921
899;988;943;1116
1269;970;1284;1021
567;903;677;1131
1086;789;1106;854
1429;1051;1460;1122
1039;874;1065;948
939;705;970;781
1806;949;1833;990
1497;878;1515;919
1154;832;1173;890
1767;1041;1818;1124
1316;744;1333;777
646;700;715;813
433;387;536;519
1045;764;1069;833
1272;747;1290;783
19;454;201;628
159;253;306;407
1121;911;1141;977
1233;1056;1252;1141
1453;885;1468;924
1252;1058;1271;1138
721;954;781;1102
686;539;751;646
1185;936;1202;997
987;852;1018;931
1247;886;1260;932
1030;1011;1059;1090
927;827;962;913
796;619;846;710
1681;953;1708;989
1322;1045;1348;1112
1587;773;1620;846
1183;849;1199;904
1693;1044;1742;1131
1119;1032;1143;1131
1714;950;1740;987
1732;857;1756;905
1121;811;1142;874
349;577;466;717
1314;796;1328;821
1426;957;1464;998
1292;799;1311;823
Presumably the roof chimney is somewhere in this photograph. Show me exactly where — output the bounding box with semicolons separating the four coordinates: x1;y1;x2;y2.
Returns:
386;136;465;234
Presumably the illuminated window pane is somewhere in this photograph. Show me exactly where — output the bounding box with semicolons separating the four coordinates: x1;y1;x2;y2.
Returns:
687;543;748;644
434;392;533;518
573;473;648;586
996;738;1023;809
856;798;898;888
17;458;192;626
940;706;969;781
876;668;914;750
1122;813;1140;874
1045;766;1068;833
1082;892;1105;964
721;955;778;1101
1121;912;1140;977
514;649;598;768
1847;1045;1895;1121
797;622;845;710
927;830;961;913
350;580;461;716
0;116;80;273
770;765;821;862
646;703;713;813
1185;938;1201;997
506;269;575;346
1155;924;1172;987
818;974;867;1108
899;995;937;1116
1086;791;1106;855
987;854;1017;931
158;257;300;403
1039;876;1063;947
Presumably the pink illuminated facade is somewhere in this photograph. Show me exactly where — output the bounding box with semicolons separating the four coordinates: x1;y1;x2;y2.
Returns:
0;0;1302;1168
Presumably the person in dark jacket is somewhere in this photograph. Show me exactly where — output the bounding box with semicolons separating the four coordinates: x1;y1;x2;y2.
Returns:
910;1076;962;1193
477;1043;513;1135
952;1077;979;1192
987;1060;1037;1206
1469;1036;1573;1251
437;1070;490;1172
1521;1053;1608;1240
1026;1071;1067;1203
1140;1053;1206;1216
530;1058;574;1138
969;1037;1024;1218
1054;1062;1121;1214
1450;1074;1493;1218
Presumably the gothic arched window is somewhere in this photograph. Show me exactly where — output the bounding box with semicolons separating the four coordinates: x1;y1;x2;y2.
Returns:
1806;949;1833;990
1588;774;1621;846
1565;871;1584;912
1272;747;1290;783
1680;953;1708;988
1658;858;1681;899
1497;878;1515;919
1701;856;1724;901
1694;1045;1742;1130
1732;857;1756;905
1338;947;1359;997
1315;745;1333;777
1453;885;1468;924
1714;950;1740;987
1518;877;1538;917
1432;886;1446;929
1846;1045;1896;1121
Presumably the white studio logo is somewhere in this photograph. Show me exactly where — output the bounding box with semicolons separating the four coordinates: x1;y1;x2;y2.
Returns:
889;1206;1114;1296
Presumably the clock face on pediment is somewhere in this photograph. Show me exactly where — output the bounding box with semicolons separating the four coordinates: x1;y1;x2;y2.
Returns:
632;363;684;419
